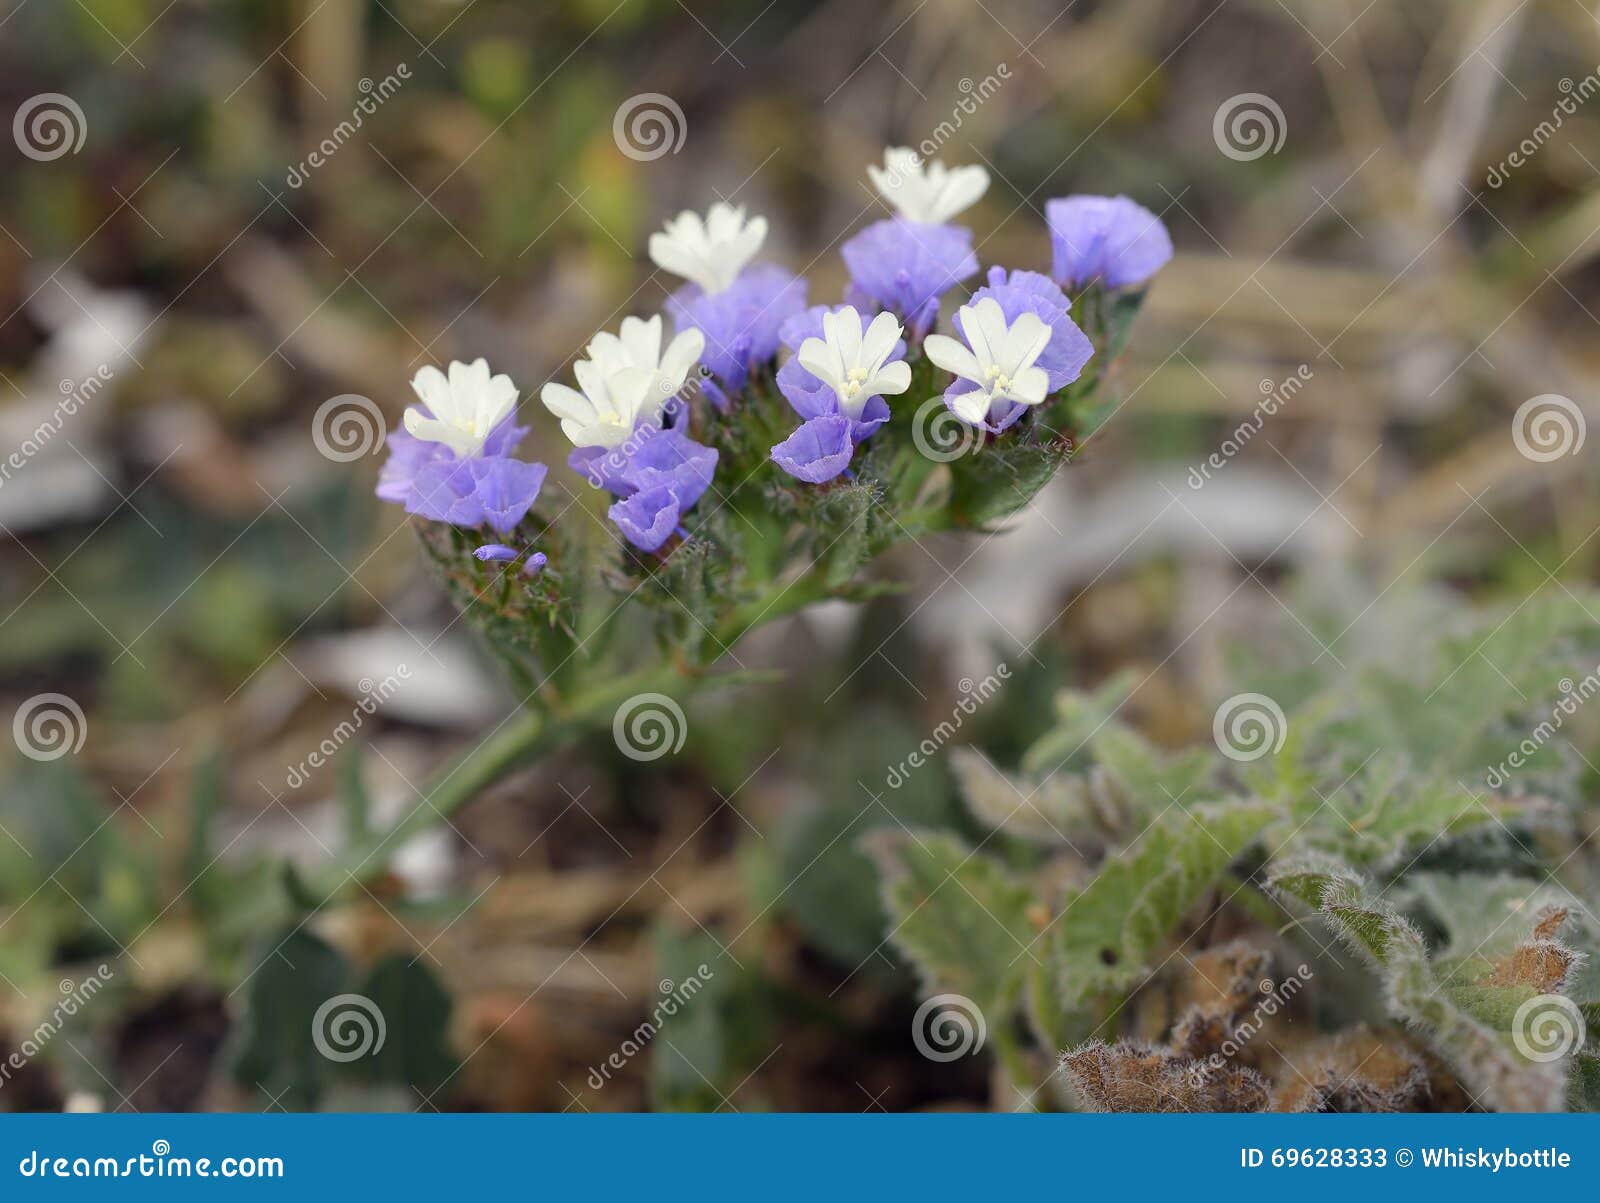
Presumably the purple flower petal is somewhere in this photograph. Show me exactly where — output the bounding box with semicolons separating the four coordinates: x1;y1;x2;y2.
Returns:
609;485;682;553
623;427;719;510
841;219;976;326
771;415;856;484
1045;195;1172;290
666;265;807;395
568;444;636;495
472;457;548;534
408;459;484;526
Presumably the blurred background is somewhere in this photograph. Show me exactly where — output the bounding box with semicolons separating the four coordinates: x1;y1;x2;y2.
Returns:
2;0;1598;1111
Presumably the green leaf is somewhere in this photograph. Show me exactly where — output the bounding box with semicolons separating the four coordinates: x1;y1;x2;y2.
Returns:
351;954;456;1096
861;828;1039;1015
227;928;351;1106
948;441;1068;530
1268;863;1577;1111
1054;802;1274;1009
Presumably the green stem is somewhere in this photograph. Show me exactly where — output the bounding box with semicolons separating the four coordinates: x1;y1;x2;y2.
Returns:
319;566;837;897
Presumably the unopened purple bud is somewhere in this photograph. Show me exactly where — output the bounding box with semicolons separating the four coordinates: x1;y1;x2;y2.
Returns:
523;552;548;577
473;544;520;563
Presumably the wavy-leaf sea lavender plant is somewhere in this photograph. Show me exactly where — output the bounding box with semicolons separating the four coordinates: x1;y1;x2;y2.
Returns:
341;149;1172;891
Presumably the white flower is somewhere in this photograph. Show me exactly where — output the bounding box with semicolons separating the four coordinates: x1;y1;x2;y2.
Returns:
867;147;989;226
539;315;705;449
923;298;1053;425
648;202;767;295
403;358;518;458
795;306;910;419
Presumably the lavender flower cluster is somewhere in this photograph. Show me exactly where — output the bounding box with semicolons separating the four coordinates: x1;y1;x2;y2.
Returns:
375;147;1171;563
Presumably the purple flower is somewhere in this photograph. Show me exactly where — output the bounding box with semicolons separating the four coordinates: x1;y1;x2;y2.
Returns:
775;305;906;442
524;552;548;577
376;411;527;506
473;544;521;563
1045;195;1172;290
964;267;1093;393
841;218;977;340
609;486;682;553
665;265;806;404
409;457;548;534
378;407;547;535
770;415;856;484
570;424;719;553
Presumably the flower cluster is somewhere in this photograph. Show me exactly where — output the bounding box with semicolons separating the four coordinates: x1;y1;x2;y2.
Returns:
374;147;1173;566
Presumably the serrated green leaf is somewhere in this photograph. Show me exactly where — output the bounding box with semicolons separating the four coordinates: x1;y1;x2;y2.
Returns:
862;828;1039;1014
1054;802;1273;1008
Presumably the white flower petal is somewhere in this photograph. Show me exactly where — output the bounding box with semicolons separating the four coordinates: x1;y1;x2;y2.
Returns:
1010;365;1050;406
949;389;993;425
539;381;594;424
874;359;912;395
1001;311;1052;376
860;310;903;370
923;333;982;384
